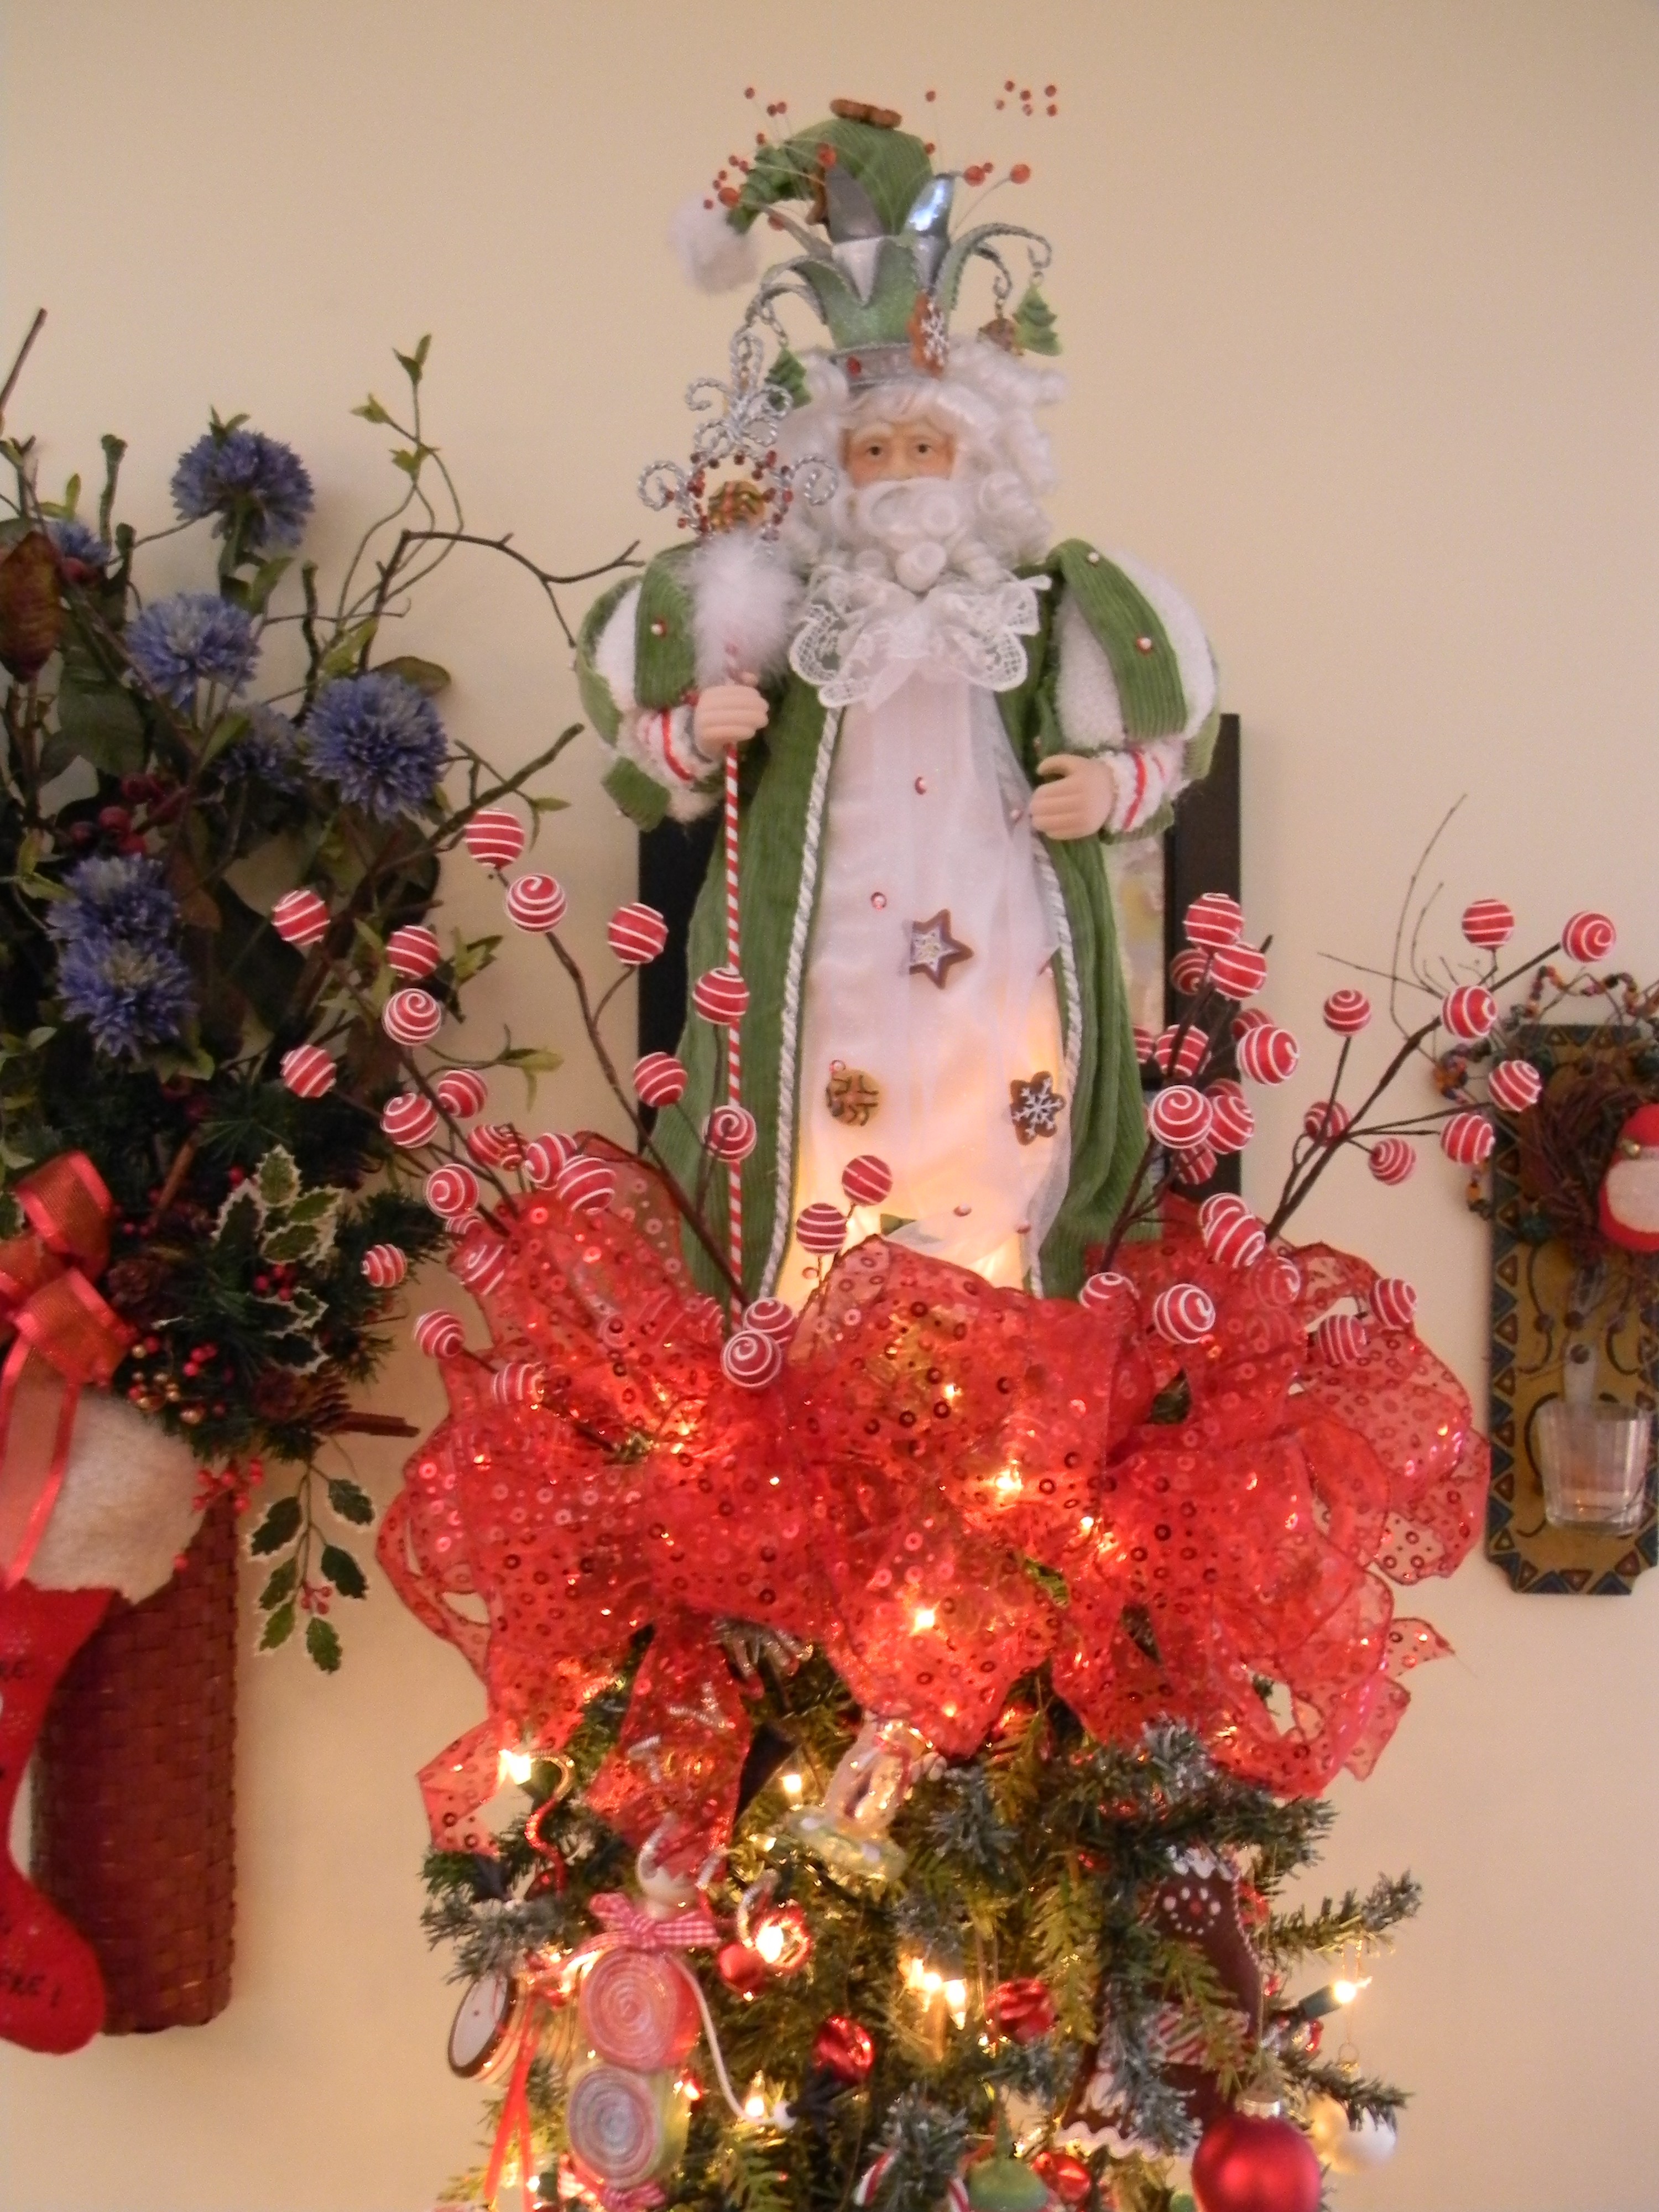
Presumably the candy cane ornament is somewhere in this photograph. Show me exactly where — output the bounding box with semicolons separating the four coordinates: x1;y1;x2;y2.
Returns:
722;746;743;1290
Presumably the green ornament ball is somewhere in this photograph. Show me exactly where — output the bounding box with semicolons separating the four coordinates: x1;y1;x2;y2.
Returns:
967;2158;1051;2212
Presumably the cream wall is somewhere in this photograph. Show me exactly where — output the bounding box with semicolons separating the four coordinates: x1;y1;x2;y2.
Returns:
2;3;1657;2207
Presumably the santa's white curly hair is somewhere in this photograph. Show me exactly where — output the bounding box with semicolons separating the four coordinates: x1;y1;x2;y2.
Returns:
776;337;1066;577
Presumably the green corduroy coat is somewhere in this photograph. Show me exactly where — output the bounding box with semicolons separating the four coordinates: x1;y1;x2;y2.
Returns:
577;541;1218;1301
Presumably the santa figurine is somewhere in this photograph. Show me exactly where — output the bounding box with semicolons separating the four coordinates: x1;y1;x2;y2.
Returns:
579;100;1219;1300
1599;1103;1659;1254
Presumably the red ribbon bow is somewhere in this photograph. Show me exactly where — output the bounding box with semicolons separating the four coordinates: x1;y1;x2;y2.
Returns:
586;1891;719;1951
0;1154;131;1586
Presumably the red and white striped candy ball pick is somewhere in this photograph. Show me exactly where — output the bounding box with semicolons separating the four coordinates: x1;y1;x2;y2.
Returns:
1198;1193;1265;1270
842;1154;894;1207
1562;910;1616;964
462;808;527;870
424;1163;480;1219
1302;1098;1351;1142
692;966;750;1026
1441;984;1498;1042
744;1298;797;1343
1322;988;1372;1035
1080;1270;1137;1314
1231;1007;1272;1039
467;1122;525;1171
451;1233;508;1298
382;1092;438;1147
492;1360;547;1407
607;903;670;966
1369;1137;1417;1185
387;924;441;979
706;1104;759;1161
435;1068;489;1119
413;1310;465;1359
1168;948;1210;997
361;1243;408;1288
384;988;443;1046
1313;1312;1370;1365
1461;898;1515;950
1441;1111;1495;1167
555;1156;616;1213
280;1045;336;1098
1170;1144;1218;1187
796;1201;848;1256
1209;940;1268;1000
1132;1026;1157;1066
1154;1025;1207;1079
634;1052;688;1108
505;873;568;932
1207;1086;1255;1154
1489;1058;1543;1113
1151;1282;1217;1345
1370;1276;1418;1332
523;1133;579;1187
1184;892;1245;950
1237;1024;1300;1084
722;1327;784;1390
272;888;330;948
1147;1084;1212;1151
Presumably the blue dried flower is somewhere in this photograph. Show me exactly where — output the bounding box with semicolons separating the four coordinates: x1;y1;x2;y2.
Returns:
126;592;257;706
47;853;180;953
171;427;314;552
56;935;195;1058
225;702;306;793
46;518;110;569
307;671;446;820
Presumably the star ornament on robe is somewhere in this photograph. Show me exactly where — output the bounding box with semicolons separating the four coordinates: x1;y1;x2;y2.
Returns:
907;909;973;989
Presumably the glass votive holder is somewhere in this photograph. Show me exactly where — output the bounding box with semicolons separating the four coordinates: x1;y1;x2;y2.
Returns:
1535;1400;1653;1535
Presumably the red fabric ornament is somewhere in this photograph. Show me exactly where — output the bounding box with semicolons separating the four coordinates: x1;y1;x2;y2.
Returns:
1369;1138;1416;1185
1562;909;1615;963
812;2013;875;2084
382;1092;438;1147
692;966;749;1024
1192;2111;1322;2212
280;1044;336;1098
842;1154;894;1207
1489;1058;1542;1113
1184;891;1244;949
608;902;670;966
634;1052;688;1108
361;1243;408;1288
1237;1025;1298;1084
384;987;442;1046
387;923;441;978
504;872;568;932
1440;1112;1494;1167
1322;988;1371;1034
271;888;330;948
1148;1085;1212;1150
1460;898;1515;949
1441;984;1497;1042
1209;941;1267;1000
985;1976;1055;2042
436;1069;489;1118
462;807;527;868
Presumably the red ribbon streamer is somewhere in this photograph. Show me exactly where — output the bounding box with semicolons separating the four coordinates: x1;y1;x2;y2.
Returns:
0;1154;132;1587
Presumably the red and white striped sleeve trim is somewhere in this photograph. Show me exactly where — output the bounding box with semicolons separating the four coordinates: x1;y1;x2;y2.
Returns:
1109;735;1186;832
639;706;715;789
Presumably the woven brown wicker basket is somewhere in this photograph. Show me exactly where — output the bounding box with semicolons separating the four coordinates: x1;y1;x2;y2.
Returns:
31;1493;237;2032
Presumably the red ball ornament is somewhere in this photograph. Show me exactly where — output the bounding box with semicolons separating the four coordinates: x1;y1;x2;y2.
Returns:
693;965;749;1025
492;1360;547;1407
1312;1312;1370;1366
1489;1057;1542;1113
361;1243;408;1288
796;1201;848;1255
425;1164;479;1219
751;1903;812;1974
984;1976;1056;2043
280;1044;336;1099
743;1297;796;1343
1369;1137;1417;1185
435;1068;488;1119
634;1051;689;1108
1441;1110;1494;1167
1147;1084;1212;1150
271;887;330;948
1562;909;1616;963
1079;1270;1136;1314
1030;2152;1091;2208
1370;1276;1418;1331
1209;940;1268;1000
1231;1006;1272;1038
384;987;443;1046
706;1104;759;1160
555;1157;616;1213
524;1132;578;1187
1199;1194;1266;1270
462;807;527;869
717;1940;769;1997
842;1153;894;1207
1192;2110;1322;2212
1441;983;1498;1042
1322;988;1372;1034
1302;1098;1350;1142
1170;1142;1219;1187
1169;947;1210;997
466;1122;525;1170
1207;1086;1255;1154
1237;1024;1299;1084
1461;897;1515;949
607;902;670;966
413;1309;465;1359
1184;891;1245;949
386;924;441;978
1151;1282;1216;1345
811;2015;875;2085
722;1327;784;1389
504;872;568;932
452;1233;508;1298
381;1092;438;1147
1154;1024;1208;1079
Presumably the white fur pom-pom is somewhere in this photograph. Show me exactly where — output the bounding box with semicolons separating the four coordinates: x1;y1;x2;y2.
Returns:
670;194;760;294
27;1392;202;1601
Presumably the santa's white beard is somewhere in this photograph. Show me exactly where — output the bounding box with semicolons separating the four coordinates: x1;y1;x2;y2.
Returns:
793;472;1029;596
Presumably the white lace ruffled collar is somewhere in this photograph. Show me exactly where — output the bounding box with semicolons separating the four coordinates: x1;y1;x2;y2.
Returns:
789;562;1047;709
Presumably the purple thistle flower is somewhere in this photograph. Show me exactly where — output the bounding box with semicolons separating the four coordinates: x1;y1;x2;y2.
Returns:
307;671;446;821
126;592;257;706
226;702;306;793
47;853;180;952
171;427;314;553
46;518;110;570
56;935;195;1058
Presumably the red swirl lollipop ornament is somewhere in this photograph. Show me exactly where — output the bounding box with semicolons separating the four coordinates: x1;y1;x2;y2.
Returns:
608;902;670;966
1562;909;1615;963
462;807;527;869
505;873;568;932
384;987;443;1046
722;1328;784;1389
382;1092;439;1147
387;923;441;978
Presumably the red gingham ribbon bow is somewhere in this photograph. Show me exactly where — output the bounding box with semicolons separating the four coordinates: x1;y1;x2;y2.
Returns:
586;1891;719;1950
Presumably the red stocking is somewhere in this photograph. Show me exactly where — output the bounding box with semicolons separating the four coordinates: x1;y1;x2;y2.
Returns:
0;1580;112;2052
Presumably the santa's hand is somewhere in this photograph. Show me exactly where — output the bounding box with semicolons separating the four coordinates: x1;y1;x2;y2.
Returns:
692;680;769;759
1030;754;1117;840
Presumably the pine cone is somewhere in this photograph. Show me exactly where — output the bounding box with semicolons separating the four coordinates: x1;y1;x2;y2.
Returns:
250;1369;352;1432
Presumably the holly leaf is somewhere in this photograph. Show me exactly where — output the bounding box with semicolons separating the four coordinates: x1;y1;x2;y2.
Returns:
259;1557;299;1610
258;1599;296;1651
320;1542;367;1600
248;1493;302;1556
256;1146;301;1211
306;1616;342;1672
326;1476;375;1527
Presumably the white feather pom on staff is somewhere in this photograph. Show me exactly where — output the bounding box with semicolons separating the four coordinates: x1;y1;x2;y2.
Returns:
670;194;761;294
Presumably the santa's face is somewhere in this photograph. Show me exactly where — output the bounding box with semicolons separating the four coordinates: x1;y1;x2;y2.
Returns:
840;414;957;486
